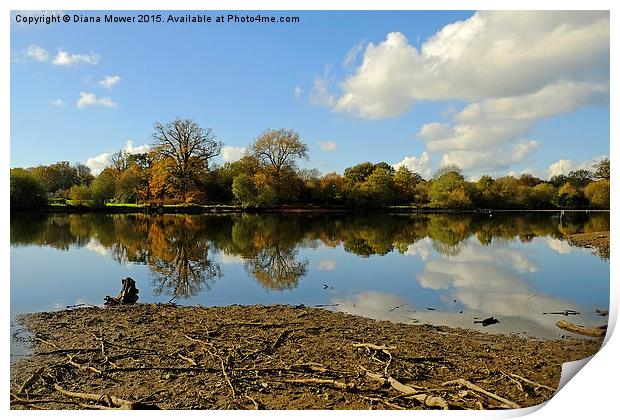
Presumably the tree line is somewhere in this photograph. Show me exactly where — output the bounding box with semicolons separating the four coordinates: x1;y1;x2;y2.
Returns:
10;117;610;210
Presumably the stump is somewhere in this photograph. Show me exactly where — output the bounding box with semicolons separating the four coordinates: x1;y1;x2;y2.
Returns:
104;277;139;305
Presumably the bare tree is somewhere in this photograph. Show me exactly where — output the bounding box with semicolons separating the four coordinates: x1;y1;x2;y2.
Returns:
249;128;308;201
111;150;130;173
151;118;223;200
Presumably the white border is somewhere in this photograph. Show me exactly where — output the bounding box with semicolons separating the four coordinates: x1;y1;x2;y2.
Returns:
3;1;617;420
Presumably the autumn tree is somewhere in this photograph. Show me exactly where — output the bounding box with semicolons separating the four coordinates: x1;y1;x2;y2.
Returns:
248;128;308;203
151;118;223;202
584;180;610;208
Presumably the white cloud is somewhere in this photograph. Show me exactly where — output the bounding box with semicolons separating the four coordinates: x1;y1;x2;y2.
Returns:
318;141;337;152
317;260;337;271
328;12;608;118
76;92;117;109
313;11;609;174
342;41;365;69
221;146;246;163
124;140;150;155
439;140;540;173
25;45;49;62
85;140;151;174
310;74;335;107
85;152;113;175
547;155;607;178
392;151;432;178
52;49;100;66
294;85;302;99
98;75;121;89
49;99;65;108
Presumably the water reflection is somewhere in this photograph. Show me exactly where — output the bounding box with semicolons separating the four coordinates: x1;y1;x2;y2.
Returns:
10;211;609;337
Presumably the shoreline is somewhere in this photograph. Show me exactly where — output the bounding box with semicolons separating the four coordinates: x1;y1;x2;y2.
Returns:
11;303;603;410
11;204;611;215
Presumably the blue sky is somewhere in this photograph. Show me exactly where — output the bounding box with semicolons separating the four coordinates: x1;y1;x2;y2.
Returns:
10;10;610;180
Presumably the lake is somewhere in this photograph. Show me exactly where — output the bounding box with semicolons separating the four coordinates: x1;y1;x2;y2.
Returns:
10;211;609;343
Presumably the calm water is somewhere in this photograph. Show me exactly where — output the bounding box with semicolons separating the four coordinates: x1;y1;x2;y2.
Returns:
10;211;609;342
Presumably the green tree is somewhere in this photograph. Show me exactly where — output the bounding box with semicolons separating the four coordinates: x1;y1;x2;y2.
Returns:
393;166;422;205
10;169;48;209
558;182;584;208
531;183;557;209
429;171;473;209
232;174;258;207
68;184;92;203
567;169;594;188
584;180;610;208
361;167;395;205
90;169;117;206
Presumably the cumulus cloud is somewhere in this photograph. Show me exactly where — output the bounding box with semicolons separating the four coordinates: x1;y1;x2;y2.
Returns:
418;81;606;172
76;92;117;109
221;146;246;163
318;141;337;152
547;155;607;178
294;85;302;99
328;12;608;118
313;11;609;174
52;49;100;66
49;99;65;107
25;44;49;62
392;151;432;178
310;69;335;107
98;75;121;89
85;140;151;174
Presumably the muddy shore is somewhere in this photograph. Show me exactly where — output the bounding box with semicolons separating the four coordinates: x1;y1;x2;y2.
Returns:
10;304;602;410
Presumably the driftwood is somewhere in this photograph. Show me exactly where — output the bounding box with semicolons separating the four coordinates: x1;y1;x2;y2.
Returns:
104;277;139;306
556;320;607;338
53;384;159;409
442;379;520;409
364;371;448;409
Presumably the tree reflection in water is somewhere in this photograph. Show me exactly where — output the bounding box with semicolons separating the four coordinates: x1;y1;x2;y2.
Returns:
10;211;610;298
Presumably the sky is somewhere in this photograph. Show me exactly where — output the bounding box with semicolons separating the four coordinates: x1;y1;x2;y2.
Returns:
10;10;610;180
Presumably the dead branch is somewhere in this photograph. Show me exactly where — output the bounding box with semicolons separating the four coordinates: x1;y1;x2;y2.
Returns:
274;377;356;390
53;384;159;409
19;367;44;394
556;320;606;338
363;371;448;409
352;343;397;351
500;371;555;393
220;358;236;397
442;379;520;409
66;355;103;375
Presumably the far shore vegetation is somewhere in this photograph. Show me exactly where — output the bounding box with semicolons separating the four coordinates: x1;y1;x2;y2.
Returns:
11;118;610;212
